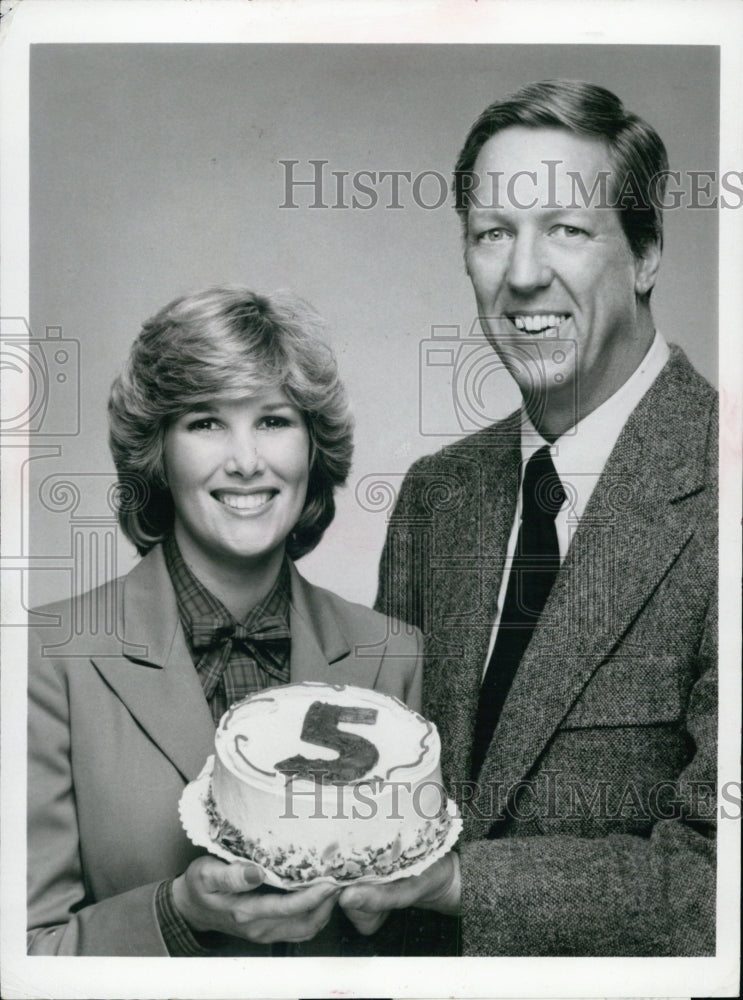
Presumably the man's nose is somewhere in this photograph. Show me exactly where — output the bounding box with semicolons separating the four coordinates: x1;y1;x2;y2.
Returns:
505;232;552;294
223;432;265;477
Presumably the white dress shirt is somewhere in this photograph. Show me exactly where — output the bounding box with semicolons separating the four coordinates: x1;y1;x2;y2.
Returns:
482;331;670;676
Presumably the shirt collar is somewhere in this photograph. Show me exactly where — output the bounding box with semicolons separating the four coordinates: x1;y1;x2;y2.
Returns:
161;533;291;654
520;330;670;520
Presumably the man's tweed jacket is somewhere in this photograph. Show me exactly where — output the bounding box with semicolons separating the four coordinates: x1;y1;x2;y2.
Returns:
376;346;717;956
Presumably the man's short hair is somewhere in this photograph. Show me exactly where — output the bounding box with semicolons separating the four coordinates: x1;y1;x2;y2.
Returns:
453;79;669;259
108;285;354;559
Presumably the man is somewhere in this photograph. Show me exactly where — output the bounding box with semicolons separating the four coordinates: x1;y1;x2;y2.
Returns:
338;80;717;956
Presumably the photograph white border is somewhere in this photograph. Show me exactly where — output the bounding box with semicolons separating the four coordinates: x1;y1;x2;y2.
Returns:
1;1;741;998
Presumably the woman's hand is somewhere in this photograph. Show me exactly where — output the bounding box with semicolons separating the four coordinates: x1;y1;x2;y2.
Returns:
338;852;460;936
172;856;340;944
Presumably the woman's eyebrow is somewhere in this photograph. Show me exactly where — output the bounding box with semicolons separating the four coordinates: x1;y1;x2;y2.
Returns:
184;399;221;411
261;401;299;412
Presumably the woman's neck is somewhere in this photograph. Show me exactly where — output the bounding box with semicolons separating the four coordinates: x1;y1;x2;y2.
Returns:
172;531;286;620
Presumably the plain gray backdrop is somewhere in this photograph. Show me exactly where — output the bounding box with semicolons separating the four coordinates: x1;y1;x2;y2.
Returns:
28;43;719;607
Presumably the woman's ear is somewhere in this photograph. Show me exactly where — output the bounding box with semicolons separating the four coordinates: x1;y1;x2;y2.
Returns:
634;241;661;297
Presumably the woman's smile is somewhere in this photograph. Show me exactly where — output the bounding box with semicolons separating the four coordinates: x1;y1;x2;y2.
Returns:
212;488;279;512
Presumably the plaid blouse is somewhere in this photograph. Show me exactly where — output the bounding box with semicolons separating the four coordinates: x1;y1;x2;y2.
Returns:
157;534;292;955
162;533;291;726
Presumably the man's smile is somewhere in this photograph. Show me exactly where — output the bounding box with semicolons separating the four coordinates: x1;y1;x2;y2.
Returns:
508;313;570;334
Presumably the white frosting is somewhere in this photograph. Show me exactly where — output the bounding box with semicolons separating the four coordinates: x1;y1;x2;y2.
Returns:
209;682;450;879
216;682;435;785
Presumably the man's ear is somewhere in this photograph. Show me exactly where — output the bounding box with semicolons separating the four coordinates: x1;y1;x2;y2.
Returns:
634;241;661;297
462;240;473;278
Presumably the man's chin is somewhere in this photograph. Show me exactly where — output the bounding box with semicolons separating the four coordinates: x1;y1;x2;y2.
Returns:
518;371;580;436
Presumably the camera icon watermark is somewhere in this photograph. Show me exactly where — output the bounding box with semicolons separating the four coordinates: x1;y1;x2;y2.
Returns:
0;316;80;436
419;320;578;437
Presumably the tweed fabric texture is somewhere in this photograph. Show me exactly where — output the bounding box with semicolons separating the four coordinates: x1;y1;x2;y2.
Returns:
376;346;718;956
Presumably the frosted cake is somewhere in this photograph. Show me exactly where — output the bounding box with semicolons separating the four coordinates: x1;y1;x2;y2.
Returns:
206;682;454;884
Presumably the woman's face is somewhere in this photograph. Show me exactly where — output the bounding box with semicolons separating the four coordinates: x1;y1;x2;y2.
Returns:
163;390;310;578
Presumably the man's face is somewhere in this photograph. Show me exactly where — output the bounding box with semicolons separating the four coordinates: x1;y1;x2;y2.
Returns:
464;126;659;433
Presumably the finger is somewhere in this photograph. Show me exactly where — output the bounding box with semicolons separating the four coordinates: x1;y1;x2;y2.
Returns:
339;881;407;913
251;880;339;919
284;892;340;942
246;892;340;944
341;906;389;936
203;859;265;894
234;880;339;925
339;856;453;914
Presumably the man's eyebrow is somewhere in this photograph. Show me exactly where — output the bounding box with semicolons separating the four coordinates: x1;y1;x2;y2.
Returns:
466;207;508;221
541;206;594;219
468;205;594;220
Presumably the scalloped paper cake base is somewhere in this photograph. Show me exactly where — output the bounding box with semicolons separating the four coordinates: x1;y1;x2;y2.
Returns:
179;755;462;891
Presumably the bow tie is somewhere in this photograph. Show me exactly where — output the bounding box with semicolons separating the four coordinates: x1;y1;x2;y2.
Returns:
190;615;291;653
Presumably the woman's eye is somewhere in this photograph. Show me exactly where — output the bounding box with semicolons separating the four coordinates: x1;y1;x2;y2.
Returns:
259;415;291;430
186;417;220;432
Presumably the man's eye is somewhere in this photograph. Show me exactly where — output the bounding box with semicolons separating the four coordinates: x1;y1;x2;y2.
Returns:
552;224;588;238
476;228;510;243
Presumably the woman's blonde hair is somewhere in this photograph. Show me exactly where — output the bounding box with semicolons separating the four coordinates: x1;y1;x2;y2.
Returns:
108;285;353;559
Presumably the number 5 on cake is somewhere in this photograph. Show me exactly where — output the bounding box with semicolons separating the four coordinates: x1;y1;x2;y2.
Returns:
275;701;379;783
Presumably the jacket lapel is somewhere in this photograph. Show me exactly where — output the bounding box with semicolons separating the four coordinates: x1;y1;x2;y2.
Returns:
428;416;522;790
90;555;377;782
287;563;363;684
91;547;216;783
471;351;714;835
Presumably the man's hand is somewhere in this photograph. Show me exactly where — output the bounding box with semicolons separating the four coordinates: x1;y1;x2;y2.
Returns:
172;855;340;944
338;851;460;936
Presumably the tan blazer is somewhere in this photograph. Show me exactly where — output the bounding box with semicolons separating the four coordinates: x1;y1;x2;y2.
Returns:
27;547;422;956
377;346;718;955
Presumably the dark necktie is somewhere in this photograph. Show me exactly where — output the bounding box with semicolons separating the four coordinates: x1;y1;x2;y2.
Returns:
190;615;292;701
470;445;565;779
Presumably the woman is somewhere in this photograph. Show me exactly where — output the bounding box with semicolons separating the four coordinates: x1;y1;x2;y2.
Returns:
27;286;422;956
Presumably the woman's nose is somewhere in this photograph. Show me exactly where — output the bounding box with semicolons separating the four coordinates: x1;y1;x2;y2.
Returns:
506;232;553;295
223;434;265;477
